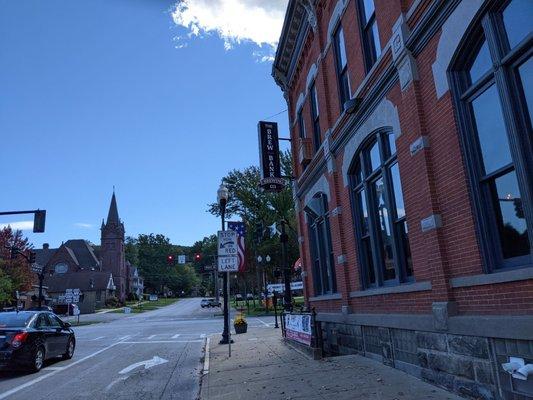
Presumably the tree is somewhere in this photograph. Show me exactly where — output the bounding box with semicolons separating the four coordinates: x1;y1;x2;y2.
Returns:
0;227;34;305
125;236;139;265
132;233;201;296
207;150;300;293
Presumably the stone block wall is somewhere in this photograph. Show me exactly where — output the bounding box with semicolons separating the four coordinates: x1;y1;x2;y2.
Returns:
320;321;533;400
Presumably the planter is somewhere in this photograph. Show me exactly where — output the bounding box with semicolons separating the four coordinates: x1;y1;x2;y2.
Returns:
234;323;248;334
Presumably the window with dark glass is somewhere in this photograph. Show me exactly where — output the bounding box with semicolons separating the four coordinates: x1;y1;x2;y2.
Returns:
357;0;381;71
310;83;321;152
305;193;337;295
350;131;412;288
333;25;350;110
297;108;306;139
450;0;532;271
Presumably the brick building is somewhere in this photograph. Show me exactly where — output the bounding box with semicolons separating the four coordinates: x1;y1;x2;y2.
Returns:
273;0;532;398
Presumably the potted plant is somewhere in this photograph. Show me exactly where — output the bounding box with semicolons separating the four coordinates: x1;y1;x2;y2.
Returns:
233;313;248;334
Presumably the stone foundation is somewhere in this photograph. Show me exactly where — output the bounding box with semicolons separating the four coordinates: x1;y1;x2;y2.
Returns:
319;320;533;400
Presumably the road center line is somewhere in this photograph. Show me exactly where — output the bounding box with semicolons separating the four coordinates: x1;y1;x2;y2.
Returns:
147;334;157;339
0;337;131;400
171;334;180;339
90;336;105;341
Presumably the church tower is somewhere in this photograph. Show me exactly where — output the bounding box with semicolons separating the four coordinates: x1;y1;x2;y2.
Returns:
100;191;127;302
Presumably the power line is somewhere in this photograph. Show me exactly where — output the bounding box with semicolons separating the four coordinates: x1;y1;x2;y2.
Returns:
262;109;287;120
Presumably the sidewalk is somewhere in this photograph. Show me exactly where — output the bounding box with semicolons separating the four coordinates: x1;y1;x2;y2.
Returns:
200;326;462;400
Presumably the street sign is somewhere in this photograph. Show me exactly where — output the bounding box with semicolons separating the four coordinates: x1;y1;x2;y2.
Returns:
178;255;186;264
217;230;237;256
218;256;238;272
31;263;43;274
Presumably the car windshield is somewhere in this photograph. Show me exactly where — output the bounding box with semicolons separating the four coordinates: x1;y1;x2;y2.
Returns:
0;312;34;328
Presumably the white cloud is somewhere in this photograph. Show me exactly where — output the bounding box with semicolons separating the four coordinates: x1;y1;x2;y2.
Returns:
0;221;33;230
74;223;94;229
171;0;288;61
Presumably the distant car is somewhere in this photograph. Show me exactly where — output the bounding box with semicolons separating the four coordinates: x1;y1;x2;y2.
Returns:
246;293;254;301
207;299;221;308
234;294;243;302
0;311;75;372
200;299;210;308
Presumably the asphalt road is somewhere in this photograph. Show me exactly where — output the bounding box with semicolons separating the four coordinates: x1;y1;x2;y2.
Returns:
0;298;275;400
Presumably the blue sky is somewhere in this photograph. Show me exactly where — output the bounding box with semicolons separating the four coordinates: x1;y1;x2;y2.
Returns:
0;0;289;248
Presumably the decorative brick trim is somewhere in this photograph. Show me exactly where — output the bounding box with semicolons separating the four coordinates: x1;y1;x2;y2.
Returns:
309;293;342;302
409;136;430;156
450;267;533;288
350;281;432;298
420;214;442;232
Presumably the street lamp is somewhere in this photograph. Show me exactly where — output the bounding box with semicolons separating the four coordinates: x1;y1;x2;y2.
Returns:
217;183;232;345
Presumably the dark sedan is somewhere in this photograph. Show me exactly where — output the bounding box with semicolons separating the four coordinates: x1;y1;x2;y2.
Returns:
0;311;75;372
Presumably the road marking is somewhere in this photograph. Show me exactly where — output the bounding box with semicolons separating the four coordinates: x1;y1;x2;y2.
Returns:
119;340;203;344
255;318;269;327
117;335;130;341
147;334;157;339
105;376;128;392
0;336;131;400
119;356;168;375
202;337;210;375
90;336;105;341
42;366;65;371
200;333;206;339
248;338;258;341
171;334;180;339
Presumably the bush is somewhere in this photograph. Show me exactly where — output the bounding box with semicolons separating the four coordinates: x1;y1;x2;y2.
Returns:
105;296;120;308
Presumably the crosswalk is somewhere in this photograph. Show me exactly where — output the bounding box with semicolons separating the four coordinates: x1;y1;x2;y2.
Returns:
77;333;210;342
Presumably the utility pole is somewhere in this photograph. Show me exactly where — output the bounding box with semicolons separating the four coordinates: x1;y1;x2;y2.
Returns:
280;220;292;312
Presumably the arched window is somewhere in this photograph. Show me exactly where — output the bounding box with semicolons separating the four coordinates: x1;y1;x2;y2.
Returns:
349;131;412;289
450;0;532;271
305;193;337;295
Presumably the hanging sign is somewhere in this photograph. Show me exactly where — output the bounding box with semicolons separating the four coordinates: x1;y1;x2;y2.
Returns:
258;121;285;192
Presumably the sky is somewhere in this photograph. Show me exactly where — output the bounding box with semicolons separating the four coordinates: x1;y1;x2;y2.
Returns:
0;0;290;249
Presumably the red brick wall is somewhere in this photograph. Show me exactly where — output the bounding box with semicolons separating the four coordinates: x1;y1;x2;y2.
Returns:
285;0;532;317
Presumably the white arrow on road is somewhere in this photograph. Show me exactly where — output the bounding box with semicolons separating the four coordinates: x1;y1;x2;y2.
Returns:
119;356;169;375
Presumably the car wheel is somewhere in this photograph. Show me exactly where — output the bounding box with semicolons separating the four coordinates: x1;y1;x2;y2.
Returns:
31;346;45;372
63;338;75;360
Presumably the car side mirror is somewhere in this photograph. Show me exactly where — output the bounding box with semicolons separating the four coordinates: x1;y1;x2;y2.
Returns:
63;322;71;328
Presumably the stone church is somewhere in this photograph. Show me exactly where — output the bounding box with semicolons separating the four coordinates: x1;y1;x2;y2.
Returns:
34;192;141;313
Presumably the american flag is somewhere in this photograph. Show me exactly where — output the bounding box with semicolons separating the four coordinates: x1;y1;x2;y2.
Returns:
227;221;246;272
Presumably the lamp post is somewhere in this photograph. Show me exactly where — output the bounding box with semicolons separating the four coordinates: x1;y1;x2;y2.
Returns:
217;183;232;346
257;254;271;312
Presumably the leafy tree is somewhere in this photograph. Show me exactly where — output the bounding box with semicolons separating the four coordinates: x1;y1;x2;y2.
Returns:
0;269;13;304
125;236;139;265
133;233;201;296
0;227;34;304
207;150;300;294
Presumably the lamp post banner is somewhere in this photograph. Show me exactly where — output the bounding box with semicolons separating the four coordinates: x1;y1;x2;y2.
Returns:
258;121;285;192
285;313;312;346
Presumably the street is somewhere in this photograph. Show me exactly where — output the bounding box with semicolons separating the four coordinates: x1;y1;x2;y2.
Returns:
0;298;274;400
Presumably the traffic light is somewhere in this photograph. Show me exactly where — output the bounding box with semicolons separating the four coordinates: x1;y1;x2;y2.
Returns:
33;210;46;233
29;251;36;264
194;253;202;262
167;255;174;265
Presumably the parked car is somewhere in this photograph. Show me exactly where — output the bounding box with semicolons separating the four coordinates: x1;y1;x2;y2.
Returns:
234;294;244;302
0;311;75;372
200;299;210;308
26;306;54;312
246;293;254;301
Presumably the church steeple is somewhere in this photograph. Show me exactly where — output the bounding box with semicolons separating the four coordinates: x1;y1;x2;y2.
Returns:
106;191;120;225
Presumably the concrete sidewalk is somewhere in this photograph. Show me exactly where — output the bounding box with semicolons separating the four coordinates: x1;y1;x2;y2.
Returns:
200;326;462;400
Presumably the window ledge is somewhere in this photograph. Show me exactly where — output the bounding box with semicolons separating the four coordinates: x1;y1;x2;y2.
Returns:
450;267;533;288
349;281;432;298
309;293;342;302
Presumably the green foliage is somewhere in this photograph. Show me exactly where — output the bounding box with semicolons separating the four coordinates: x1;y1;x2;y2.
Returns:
124;236;139;265
207;149;300;289
132;233;201;296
